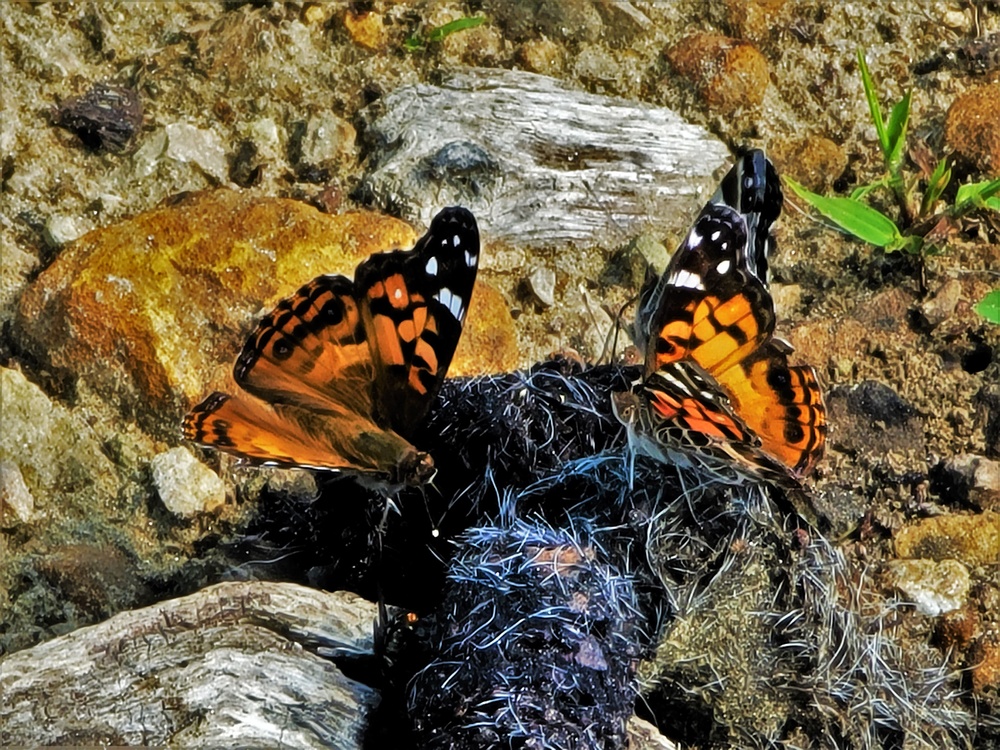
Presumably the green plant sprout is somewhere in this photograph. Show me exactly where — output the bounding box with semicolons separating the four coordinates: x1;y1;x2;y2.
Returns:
404;15;486;52
975;289;1000;325
785;48;999;316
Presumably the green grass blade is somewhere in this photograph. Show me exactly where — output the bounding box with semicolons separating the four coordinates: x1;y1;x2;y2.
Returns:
786;176;904;248
921;158;951;215
975;289;1000;324
427;15;485;43
857;48;888;158
955;179;1000;213
885;91;911;172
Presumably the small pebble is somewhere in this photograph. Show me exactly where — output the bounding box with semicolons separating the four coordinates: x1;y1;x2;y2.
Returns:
165;122;228;183
0;461;35;526
151;447;226;519
528;266;556;307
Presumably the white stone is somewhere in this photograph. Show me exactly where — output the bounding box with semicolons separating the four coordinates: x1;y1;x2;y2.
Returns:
886;558;970;617
151;447;226;518
165;122;228;183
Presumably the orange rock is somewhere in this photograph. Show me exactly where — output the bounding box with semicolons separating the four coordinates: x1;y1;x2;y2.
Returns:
969;632;1000;694
343;9;387;52
666;33;770;114
770;135;847;193
945;83;1000;177
16;190;417;436
452;281;520;377
894;511;1000;566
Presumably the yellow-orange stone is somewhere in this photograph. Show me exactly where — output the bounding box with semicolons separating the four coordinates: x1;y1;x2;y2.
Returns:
343;10;387;51
894;511;1000;566
17;190;415;435
452;281;520;377
16;190;517;436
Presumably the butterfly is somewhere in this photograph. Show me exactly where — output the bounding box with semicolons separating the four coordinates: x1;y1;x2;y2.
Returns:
614;150;827;486
182;206;480;486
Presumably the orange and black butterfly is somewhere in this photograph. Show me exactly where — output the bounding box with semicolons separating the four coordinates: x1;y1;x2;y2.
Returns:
614;151;826;486
183;206;480;486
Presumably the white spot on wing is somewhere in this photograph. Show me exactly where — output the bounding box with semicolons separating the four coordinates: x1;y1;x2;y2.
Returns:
425;256;438;276
465;249;477;267
435;287;466;321
668;269;705;291
687;229;702;247
394;287;403;300
716;259;731;274
711;230;722;241
453;234;461;247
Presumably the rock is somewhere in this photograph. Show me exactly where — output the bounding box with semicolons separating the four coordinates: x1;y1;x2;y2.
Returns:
0;367;122;514
451;281;521;376
164;122;228;183
15;190;418;437
894;511;1000;566
343;9;387;51
884;558;970;616
52;82;143;153
769;135;847;193
358;68;731;248
0;241;38;325
0;582;379;748
151;447;227;519
485;0;603;43
296;111;356;171
42;212;88;247
939;454;1000;508
0;460;34;526
515;38;565;75
945;83;1000;176
527;266;556;308
919;278;963;329
666;33;770;114
716;0;789;44
968;633;1000;695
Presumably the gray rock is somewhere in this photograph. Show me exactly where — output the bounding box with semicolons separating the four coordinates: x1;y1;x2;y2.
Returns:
359;68;730;247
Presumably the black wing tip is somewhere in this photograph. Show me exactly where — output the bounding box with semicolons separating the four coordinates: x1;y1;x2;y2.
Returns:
432;205;479;235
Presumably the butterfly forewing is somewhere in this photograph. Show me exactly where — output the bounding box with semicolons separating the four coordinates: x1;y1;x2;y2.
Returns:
644;203;775;379
355;206;480;437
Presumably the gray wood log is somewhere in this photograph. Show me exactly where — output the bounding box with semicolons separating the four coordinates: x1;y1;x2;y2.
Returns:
359;67;732;247
1;580;676;748
0;582;379;749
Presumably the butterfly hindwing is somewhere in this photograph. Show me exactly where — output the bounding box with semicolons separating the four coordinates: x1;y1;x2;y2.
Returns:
355;206;480;437
234;274;375;417
715;341;827;478
182;391;429;480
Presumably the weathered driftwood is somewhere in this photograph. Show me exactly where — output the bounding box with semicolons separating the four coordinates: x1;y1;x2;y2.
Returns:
0;582;379;749
1;579;676;748
359;68;731;247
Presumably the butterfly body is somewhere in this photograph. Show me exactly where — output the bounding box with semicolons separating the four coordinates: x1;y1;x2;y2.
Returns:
183;206;480;486
618;151;826;486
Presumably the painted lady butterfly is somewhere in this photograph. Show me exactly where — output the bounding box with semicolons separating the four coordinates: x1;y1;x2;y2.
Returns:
182;206;480;486
615;150;827;486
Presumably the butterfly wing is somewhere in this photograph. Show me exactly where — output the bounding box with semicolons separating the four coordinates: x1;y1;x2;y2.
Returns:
182;391;432;482
714;341;827;478
354;206;480;437
233;274;376;418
